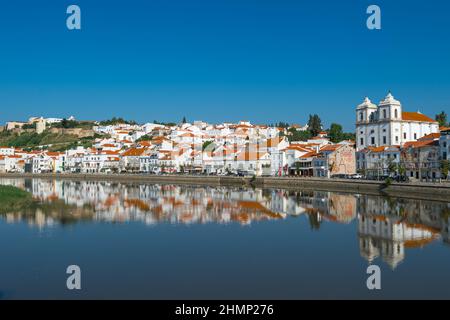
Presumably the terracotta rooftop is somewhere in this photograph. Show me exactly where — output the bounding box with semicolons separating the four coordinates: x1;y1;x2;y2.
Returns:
122;148;147;157
402;112;436;123
418;132;440;141
403;140;439;149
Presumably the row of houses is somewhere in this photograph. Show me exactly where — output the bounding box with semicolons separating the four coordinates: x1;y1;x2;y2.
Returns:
356;128;450;180
0;120;358;177
2;107;448;180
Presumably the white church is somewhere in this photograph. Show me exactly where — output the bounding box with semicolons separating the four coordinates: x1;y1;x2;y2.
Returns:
356;92;439;151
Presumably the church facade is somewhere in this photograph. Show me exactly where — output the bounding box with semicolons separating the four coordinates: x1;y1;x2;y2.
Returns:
355;92;439;151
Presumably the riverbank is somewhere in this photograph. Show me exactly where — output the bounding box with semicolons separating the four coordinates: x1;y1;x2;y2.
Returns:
0;173;449;202
0;185;33;213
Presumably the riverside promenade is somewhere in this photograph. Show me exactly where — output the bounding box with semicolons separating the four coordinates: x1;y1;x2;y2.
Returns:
1;173;449;202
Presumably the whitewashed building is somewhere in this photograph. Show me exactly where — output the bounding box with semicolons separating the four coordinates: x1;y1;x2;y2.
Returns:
356;92;439;151
440;128;450;161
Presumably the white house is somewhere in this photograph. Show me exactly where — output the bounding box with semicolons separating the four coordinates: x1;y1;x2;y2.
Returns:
440;128;450;161
0;147;15;156
357;145;401;177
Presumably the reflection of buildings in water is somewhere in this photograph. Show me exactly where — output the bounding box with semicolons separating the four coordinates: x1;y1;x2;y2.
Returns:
0;179;286;227
358;214;440;269
0;176;448;265
441;205;450;245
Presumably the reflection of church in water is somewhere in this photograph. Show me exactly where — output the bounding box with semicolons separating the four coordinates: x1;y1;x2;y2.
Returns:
358;214;439;269
356;195;445;269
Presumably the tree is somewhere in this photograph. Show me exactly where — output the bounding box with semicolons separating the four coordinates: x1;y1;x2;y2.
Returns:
307;114;322;137
286;128;311;142
387;159;397;176
136;134;152;142
182;116;187;124
441;160;450;179
99;117;137;126
397;162;406;178
435;111;448;127
328;123;343;143
202;140;214;151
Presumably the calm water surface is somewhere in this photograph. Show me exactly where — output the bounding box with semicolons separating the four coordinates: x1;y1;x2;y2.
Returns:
0;178;449;299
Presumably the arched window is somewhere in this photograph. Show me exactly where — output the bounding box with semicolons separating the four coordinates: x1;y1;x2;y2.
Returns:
395;109;398;118
383;109;387;118
359;112;363;121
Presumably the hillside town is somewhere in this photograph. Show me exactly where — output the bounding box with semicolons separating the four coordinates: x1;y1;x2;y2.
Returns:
0;92;449;181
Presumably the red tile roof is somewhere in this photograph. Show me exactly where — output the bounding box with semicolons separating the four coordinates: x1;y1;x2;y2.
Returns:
402;112;437;122
418;132;440;141
403;140;438;149
122;148;146;156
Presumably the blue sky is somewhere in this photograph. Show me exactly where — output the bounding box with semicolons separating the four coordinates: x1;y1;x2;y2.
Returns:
0;0;449;131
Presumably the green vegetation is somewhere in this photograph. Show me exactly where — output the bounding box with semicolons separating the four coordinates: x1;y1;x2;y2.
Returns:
307;114;322;137
0;185;33;213
440;160;450;179
202;140;214;151
435;111;449;127
327;123;356;143
22;123;37;130
0;130;77;148
99;117;137;126
0;130;103;151
136;134;152;142
273;122;290;128
50;119;94;129
283;128;312;142
153;120;177;127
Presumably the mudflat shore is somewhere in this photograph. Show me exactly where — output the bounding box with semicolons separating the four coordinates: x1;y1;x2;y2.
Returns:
0;173;449;202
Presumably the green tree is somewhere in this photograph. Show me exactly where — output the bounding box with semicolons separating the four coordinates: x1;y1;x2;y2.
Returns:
307;114;322;137
397;162;406;178
202;140;214;151
328;123;343;143
387;159;397;176
441;160;450;179
286;129;312;142
435;111;448;127
136;134;152;142
99;117;137;126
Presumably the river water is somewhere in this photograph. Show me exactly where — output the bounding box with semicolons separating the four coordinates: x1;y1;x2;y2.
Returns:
0;178;449;299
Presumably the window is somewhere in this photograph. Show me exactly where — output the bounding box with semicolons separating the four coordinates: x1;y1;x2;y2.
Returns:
414;133;417;140
359;112;363;121
444;142;447;148
383;136;387;144
404;133;407;139
395;109;398;118
395;136;399;143
383;109;387;118
371;137;375;145
360;138;364;146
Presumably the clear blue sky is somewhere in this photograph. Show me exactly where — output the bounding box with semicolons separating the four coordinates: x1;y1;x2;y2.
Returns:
0;0;449;131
